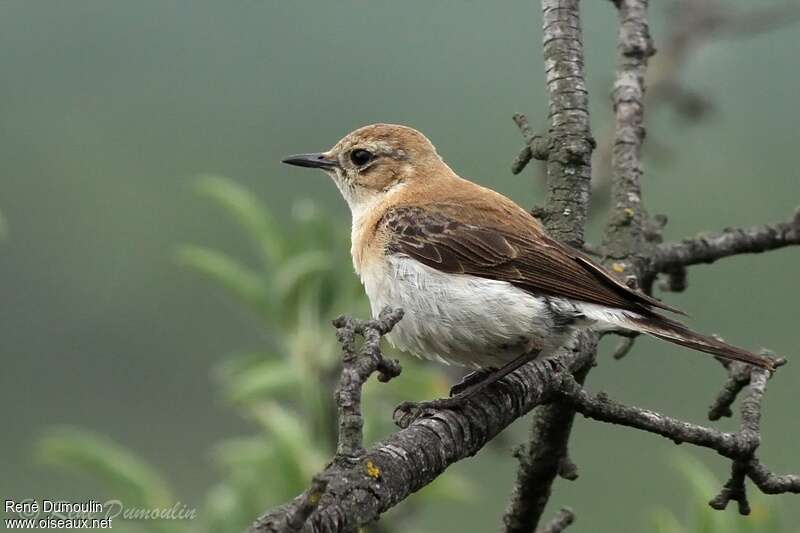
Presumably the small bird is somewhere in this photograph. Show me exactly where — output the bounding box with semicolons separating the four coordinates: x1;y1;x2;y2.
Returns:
283;124;774;405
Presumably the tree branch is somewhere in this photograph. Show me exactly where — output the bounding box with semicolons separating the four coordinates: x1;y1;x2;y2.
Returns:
536;0;594;247
602;0;656;267
511;113;550;175
592;0;800;204
251;308;795;532
502;335;595;533
250;308;404;533
250;308;587;533
503;1;598;531
332;310;404;459
650;210;800;272
706;354;787;422
536;507;575;533
557;358;800;513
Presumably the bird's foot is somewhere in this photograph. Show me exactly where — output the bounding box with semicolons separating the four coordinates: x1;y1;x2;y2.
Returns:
449;369;493;396
393;395;472;428
394;351;541;428
395;371;497;427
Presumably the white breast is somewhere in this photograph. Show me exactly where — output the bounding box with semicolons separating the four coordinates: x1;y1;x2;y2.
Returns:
359;255;564;368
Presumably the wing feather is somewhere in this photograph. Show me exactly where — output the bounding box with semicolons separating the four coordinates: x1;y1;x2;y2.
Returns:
383;206;683;316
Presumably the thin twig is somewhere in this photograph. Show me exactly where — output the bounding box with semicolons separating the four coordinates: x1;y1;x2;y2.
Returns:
708;359;754;421
707;366;768;513
556;363;800;513
251;308;403;532
593;0;800;200
611;334;639;360
332;308;404;460
512;113;550;174
536;507;575;533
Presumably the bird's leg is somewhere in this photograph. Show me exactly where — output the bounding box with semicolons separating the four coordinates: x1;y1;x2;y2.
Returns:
394;350;541;427
449;369;494;396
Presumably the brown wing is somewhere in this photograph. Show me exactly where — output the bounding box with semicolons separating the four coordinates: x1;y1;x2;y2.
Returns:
383;206;683;316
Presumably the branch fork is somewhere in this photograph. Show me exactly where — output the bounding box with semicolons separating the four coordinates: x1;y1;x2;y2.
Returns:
250;308;403;533
331;308;404;461
554;353;798;515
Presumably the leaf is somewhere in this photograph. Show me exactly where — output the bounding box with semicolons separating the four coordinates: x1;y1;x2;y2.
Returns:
649;509;687;533
36;427;174;510
250;402;327;485
671;453;733;533
203;483;248;533
213;437;276;469
211;351;274;384
175;245;267;309
271;250;332;304
223;359;301;404
193;175;283;264
666;451;784;533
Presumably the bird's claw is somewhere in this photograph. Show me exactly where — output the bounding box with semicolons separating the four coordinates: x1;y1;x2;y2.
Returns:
393;401;424;428
393;396;470;428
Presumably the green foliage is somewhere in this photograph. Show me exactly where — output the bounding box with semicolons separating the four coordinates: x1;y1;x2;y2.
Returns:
37;428;175;510
36;176;468;532
37;428;183;533
649;452;787;533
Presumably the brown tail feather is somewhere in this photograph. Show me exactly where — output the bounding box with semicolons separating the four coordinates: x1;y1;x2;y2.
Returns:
629;314;776;370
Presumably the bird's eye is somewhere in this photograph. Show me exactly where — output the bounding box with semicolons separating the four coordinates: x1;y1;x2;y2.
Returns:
350;149;374;167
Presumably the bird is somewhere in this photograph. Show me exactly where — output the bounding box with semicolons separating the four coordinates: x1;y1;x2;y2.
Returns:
282;123;775;407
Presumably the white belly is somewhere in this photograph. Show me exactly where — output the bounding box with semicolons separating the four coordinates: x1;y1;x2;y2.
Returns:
359;255;567;368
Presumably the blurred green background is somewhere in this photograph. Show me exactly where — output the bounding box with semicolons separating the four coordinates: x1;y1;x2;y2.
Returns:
1;1;798;532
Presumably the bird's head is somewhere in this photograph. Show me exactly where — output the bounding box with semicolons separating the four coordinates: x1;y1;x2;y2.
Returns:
282;123;447;213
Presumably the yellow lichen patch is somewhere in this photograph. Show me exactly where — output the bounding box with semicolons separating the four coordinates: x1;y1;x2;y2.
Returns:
365;459;381;479
308;491;321;505
623;207;635;218
611;262;626;273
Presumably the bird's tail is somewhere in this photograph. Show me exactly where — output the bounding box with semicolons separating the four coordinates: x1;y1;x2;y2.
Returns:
625;313;777;370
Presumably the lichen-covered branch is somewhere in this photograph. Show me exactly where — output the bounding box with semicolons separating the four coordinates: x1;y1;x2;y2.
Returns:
591;0;800;204
706;353;787;423
503;2;597;531
650;210;800;272
252;314;796;531
250;309;588;533
502;335;595;533
557;361;800;513
332;309;403;459
250;308;404;533
602;0;655;267
537;0;594;246
511;113;550;175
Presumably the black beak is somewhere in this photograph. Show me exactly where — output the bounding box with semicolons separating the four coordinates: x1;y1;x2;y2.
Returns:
281;152;339;170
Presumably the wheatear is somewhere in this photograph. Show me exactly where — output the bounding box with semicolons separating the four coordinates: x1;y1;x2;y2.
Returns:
283;124;774;405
